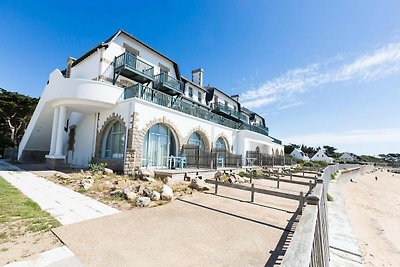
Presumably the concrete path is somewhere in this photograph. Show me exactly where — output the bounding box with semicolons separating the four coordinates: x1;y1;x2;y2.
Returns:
0;160;119;225
0;160;119;267
328;170;364;266
3;246;83;267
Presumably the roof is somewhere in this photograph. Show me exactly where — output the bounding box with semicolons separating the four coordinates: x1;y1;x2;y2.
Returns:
181;76;208;92
71;29;181;79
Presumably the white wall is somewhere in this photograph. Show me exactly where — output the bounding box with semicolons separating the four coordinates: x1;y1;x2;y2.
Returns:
70;50;101;80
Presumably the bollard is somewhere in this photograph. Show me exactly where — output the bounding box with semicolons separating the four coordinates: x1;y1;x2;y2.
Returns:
251;183;255;202
215;178;219;195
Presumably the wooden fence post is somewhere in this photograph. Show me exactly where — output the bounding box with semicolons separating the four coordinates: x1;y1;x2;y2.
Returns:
299;192;304;214
290;170;293;181
215;178;219;195
277;176;280;188
309;180;312;193
251;183;255;202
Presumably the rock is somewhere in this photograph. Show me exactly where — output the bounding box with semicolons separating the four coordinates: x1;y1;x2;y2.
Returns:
149;191;161;201
143;188;152;197
104;168;113;175
99;181;116;190
214;171;222;180
80;178;93;190
243;177;251;183
161;184;174;200
110;189;125;198
137;184;145;195
140;169;155;179
189;178;210;191
163;176;173;185
84;175;93;180
125;191;137;201
237;176;245;183
123;185;136;194
136;197;151;207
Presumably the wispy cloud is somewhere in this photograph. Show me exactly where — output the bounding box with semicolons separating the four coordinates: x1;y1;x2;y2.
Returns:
241;43;400;109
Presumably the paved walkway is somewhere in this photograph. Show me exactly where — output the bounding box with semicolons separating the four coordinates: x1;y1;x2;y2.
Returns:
0;160;119;267
0;160;119;225
328;170;364;267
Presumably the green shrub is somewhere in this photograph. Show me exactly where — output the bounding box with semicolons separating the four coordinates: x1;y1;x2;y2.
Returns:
330;173;336;180
327;193;334;201
89;162;108;173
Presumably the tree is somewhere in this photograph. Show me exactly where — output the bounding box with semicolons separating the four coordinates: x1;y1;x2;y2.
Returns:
323;145;337;157
284;143;299;154
0;89;39;150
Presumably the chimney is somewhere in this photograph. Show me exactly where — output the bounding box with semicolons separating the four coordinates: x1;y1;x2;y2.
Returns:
66;57;76;78
231;94;240;102
192;68;204;87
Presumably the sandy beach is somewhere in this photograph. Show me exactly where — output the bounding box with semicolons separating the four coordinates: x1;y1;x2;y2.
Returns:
342;169;400;266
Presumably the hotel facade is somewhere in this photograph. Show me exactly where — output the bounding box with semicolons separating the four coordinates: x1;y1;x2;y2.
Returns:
18;30;284;173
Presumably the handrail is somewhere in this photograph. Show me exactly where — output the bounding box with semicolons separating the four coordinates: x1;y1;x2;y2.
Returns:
114;52;154;78
123;84;276;137
154;72;183;94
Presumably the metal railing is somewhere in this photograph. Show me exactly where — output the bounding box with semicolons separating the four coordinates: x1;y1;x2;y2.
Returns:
211;102;247;122
114;52;154;79
154;72;183;94
123;85;277;138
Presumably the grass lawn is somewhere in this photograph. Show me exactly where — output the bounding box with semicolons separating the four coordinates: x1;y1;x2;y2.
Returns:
0;176;60;243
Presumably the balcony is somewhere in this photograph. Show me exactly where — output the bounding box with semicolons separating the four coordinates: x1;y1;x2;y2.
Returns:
122;85;278;139
153;73;183;95
211;102;246;122
114;52;154;84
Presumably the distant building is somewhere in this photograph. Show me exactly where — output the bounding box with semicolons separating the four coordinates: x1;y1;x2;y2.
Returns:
311;149;334;164
290;148;310;161
340;152;356;162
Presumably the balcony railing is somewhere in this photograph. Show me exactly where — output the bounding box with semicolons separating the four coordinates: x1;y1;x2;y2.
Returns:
211;102;247;122
122;85;282;142
154;73;183;95
114;52;154;83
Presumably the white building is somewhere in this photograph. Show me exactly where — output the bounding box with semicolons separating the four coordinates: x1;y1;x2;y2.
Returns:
339;152;356;162
18;29;284;173
311;149;334;164
290;148;310;162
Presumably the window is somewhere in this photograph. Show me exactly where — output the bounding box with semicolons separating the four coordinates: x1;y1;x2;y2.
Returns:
224;100;228;107
103;121;125;159
188;87;193;98
197;91;202;102
123;43;139;56
188;132;205;149
215;137;227;150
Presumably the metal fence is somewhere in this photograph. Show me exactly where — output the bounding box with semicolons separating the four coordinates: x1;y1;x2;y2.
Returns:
181;145;242;169
245;150;286;166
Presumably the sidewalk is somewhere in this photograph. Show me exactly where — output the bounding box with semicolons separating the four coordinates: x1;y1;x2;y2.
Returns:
328;170;363;267
0;160;119;225
0;160;119;267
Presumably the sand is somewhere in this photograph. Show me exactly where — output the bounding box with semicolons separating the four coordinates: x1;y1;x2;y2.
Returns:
342;169;400;266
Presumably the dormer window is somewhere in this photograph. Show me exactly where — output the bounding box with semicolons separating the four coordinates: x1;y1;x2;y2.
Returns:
198;91;202;102
159;64;170;75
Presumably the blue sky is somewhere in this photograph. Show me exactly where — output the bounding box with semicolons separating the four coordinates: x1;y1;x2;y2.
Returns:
1;1;399;155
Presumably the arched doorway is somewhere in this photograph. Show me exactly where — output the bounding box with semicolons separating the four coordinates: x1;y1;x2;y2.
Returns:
141;123;177;167
102;121;125;159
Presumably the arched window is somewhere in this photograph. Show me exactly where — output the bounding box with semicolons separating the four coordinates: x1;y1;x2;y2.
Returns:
142;123;177;167
103;121;125;159
188;132;205;149
215;137;227;150
255;146;260;153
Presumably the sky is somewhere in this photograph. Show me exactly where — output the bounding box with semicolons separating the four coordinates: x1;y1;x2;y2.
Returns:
0;0;399;155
